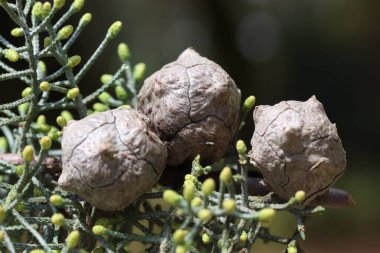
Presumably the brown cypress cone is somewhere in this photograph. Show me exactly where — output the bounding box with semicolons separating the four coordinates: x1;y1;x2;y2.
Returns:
58;108;167;211
248;96;346;203
138;48;241;167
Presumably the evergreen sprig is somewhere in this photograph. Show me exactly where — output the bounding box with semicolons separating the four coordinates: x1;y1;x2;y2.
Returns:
0;1;329;253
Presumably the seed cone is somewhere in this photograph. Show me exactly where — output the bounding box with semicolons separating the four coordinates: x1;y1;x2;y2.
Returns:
58;108;167;211
248;96;346;203
138;48;241;166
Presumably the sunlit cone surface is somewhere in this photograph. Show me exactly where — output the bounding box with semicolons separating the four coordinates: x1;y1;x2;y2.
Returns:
248;96;346;203
138;48;241;166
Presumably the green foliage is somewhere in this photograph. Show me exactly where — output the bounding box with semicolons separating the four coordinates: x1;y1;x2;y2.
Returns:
159;150;324;253
0;0;325;252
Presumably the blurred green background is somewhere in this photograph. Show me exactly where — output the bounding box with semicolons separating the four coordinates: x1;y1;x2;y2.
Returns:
1;0;379;252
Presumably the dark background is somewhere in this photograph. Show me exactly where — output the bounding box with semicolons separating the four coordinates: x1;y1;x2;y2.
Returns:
1;0;380;252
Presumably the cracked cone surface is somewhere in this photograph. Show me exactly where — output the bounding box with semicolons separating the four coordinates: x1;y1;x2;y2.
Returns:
58;108;167;211
138;48;241;166
248;96;346;203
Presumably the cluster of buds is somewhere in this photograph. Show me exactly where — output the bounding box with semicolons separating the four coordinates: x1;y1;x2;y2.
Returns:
161;160;307;252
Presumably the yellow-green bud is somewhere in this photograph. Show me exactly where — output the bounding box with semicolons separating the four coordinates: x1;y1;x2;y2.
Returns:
201;178;215;196
40;136;52;150
38;61;47;76
118;43;130;61
287;246;297;253
217;239;223;248
4;49;19;62
22;145;34;162
197;209;212;223
184;174;198;186
92;225;108;236
163;190;182;206
54;0;65;9
18;103;30;115
44;36;52;48
66;230;80;249
11;27;24;37
122;245;129;253
52;250;60;253
175;209;185;217
67;87;80;100
21;87;32;98
0;137;8;153
172;229;187;243
33;187;43;197
36;116;47;127
175;245;187;253
294;191;306;203
6;190;17;203
67;55;81;68
51;213;65;226
183;182;196;201
115;86;128;100
242;95;256;111
72;0;84;12
56;116;67;128
57;25;74;41
15;165;23;176
119;104;131;110
42;2;51;17
0;205;6;223
37;123;51;133
61;110;73;121
108;21;122;39
98;92;112;104
50;194;64;206
30;249;45;253
95;217;113;227
133;63;146;81
202;233;211;244
39;81;51;92
240;230;248;242
222;199;236;214
220;166;232;184
32;2;43;19
81;13;92;25
93;103;109;112
258;208;276;228
183;178;194;188
236;140;247;155
190;196;203;207
0;231;4;242
100;74;113;84
48;128;62;141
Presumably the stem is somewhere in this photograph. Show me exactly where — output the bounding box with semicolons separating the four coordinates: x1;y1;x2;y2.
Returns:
45;24;87;118
125;61;137;107
83;64;127;104
108;230;163;244
0;115;27;127
240;163;249;207
1;225;16;253
12;209;53;253
0;95;34;111
75;33;116;83
0;69;33;82
218;181;225;208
